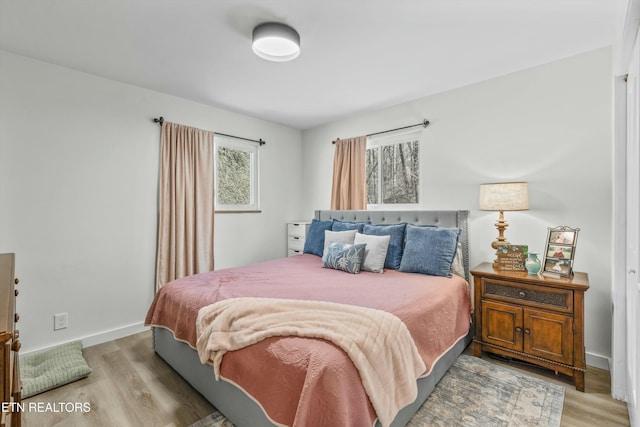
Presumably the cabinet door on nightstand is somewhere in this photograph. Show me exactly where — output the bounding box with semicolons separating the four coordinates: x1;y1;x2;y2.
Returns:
482;300;523;351
524;309;573;365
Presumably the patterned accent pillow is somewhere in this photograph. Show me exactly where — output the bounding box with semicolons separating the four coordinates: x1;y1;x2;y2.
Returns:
322;242;367;274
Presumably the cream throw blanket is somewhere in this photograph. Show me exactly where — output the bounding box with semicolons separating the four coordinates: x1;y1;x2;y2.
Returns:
196;297;426;427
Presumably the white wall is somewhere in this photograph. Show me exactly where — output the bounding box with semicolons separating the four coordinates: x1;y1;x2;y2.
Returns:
0;51;302;353
0;47;614;366
301;48;614;367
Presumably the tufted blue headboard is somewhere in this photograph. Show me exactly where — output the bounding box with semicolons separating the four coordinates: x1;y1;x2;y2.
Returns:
314;210;470;281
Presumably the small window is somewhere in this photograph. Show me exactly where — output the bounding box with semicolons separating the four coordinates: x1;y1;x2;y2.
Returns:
366;131;420;207
214;135;260;211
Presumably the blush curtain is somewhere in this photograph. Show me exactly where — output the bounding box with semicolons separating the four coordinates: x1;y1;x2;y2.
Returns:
155;121;215;291
330;136;367;210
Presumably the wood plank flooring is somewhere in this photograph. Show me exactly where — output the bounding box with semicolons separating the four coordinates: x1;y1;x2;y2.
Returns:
20;330;630;426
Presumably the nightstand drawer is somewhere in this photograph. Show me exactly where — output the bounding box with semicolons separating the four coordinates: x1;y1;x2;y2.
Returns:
482;279;573;313
287;223;308;238
288;236;304;251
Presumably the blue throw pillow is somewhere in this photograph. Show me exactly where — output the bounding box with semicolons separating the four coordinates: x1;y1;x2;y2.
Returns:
332;219;369;233
303;219;334;257
398;224;461;277
322;242;367;274
362;223;407;270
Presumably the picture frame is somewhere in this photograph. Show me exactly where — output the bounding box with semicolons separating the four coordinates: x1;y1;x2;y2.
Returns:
542;226;579;277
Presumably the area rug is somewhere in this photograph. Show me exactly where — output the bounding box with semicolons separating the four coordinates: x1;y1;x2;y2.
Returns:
20;340;92;398
189;354;565;427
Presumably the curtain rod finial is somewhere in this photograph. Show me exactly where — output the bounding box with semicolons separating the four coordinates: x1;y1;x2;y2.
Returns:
423;119;429;127
153;116;164;124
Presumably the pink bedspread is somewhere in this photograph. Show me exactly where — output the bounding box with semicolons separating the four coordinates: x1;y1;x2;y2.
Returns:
145;254;471;427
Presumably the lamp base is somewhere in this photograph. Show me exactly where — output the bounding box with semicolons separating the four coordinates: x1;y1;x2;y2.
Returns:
491;238;508;250
492;211;509;269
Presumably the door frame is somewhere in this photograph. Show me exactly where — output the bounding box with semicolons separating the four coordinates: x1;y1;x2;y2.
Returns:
612;73;628;401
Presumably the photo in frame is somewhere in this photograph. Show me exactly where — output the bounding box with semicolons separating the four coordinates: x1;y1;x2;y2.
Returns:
546;244;573;260
542;226;579;277
549;230;576;245
544;258;572;276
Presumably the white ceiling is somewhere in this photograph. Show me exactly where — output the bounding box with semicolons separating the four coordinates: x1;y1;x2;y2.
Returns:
0;0;629;130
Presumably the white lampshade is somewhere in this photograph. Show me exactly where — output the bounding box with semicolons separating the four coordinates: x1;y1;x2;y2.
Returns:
252;22;300;62
479;182;529;211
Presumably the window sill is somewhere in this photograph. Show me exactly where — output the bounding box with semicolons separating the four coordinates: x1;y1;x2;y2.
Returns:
215;210;262;214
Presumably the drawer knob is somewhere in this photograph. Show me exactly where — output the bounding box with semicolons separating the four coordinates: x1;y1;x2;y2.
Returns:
518;291;526;297
15;289;18;297
14;313;19;323
524;328;531;335
515;327;522;333
14;277;19;285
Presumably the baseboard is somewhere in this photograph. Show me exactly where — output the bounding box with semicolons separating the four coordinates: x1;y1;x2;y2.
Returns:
81;322;150;348
586;351;611;371
21;322;150;357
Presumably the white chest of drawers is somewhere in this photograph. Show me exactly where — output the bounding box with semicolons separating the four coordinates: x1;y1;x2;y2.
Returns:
287;222;310;257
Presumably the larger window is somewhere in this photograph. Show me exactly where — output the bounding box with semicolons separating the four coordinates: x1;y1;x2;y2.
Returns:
366;131;420;206
214;135;260;211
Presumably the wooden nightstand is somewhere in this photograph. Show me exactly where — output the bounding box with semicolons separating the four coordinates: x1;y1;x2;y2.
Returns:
470;262;589;391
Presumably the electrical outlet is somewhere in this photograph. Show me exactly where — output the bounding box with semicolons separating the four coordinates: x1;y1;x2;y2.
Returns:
54;312;68;331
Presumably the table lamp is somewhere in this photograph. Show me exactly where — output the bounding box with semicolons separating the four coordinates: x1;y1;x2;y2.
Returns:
479;182;529;252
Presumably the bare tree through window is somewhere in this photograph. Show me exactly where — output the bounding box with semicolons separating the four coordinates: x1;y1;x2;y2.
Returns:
366;148;379;204
217;146;251;205
215;136;260;211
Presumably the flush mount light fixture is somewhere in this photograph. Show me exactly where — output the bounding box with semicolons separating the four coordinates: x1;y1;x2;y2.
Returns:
252;22;300;62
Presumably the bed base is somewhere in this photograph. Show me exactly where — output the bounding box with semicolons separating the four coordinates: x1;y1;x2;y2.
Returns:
154;326;473;427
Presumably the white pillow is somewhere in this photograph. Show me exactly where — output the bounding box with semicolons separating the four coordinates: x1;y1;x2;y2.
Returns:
323;230;357;260
452;243;465;278
354;232;390;273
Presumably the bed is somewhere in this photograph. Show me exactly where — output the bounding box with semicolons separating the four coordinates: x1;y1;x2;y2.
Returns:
146;210;472;427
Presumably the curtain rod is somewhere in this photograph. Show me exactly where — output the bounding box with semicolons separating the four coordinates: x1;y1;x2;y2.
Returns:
153;117;266;146
332;119;429;144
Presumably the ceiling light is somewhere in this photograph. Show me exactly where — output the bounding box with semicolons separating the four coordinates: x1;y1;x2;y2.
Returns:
252;22;300;62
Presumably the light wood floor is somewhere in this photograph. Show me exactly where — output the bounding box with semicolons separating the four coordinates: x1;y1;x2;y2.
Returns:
21;330;630;427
